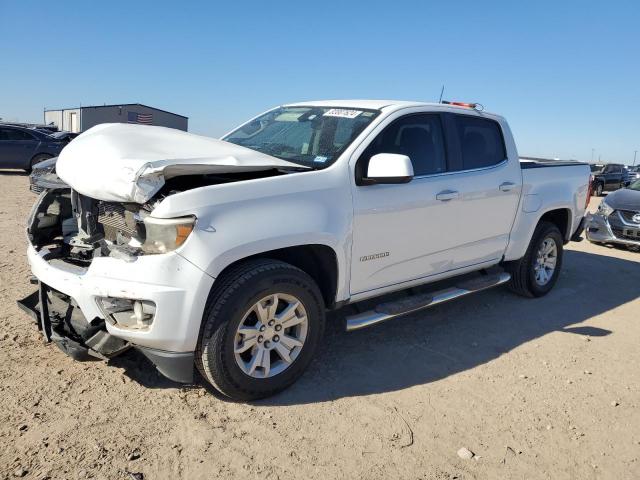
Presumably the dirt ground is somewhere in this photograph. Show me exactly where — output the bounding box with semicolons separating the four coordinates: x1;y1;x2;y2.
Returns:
1;172;639;480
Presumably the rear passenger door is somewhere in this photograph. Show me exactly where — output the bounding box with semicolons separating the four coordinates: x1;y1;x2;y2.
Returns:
441;112;522;265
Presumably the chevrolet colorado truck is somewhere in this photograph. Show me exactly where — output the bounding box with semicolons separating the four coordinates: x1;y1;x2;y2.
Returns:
19;100;591;400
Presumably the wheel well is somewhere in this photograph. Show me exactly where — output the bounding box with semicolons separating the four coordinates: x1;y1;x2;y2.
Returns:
539;209;571;241
220;245;339;308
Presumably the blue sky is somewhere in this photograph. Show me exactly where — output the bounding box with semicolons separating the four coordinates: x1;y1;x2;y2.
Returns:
1;0;638;164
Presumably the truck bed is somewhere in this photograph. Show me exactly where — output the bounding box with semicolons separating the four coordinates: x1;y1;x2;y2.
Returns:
502;158;591;263
520;157;589;169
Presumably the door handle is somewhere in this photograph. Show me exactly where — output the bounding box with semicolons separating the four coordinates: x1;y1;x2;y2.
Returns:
436;190;459;201
499;182;517;192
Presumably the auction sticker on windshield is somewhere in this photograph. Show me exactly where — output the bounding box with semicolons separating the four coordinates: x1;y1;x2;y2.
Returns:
323;109;362;118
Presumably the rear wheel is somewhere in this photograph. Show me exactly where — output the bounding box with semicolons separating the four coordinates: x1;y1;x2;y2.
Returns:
595;182;604;196
506;221;564;297
196;259;325;401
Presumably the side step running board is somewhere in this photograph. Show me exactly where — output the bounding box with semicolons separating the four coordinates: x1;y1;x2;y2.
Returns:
345;271;511;332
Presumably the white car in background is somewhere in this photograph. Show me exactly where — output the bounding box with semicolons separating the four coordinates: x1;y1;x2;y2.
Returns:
20;100;591;400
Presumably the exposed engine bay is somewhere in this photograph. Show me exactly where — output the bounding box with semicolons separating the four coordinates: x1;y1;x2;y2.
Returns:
28;170;285;265
28;188;149;265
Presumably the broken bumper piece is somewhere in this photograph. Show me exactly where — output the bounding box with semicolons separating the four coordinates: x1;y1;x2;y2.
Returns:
17;283;130;361
22;244;215;383
585;213;640;247
17;284;196;383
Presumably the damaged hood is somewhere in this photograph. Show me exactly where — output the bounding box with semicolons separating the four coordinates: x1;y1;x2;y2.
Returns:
56;123;306;203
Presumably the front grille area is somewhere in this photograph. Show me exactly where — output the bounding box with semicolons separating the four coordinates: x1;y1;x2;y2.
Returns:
30;183;45;194
97;202;138;241
618;210;640;224
611;227;640;241
609;211;626;229
606;211;640;242
29;169;47;194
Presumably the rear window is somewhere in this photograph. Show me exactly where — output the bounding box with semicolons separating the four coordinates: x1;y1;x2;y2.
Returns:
453;115;506;170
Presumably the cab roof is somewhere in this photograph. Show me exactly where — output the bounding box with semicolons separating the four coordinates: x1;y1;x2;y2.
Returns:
284;99;502;119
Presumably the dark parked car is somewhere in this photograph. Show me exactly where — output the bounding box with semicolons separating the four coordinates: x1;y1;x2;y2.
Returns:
49;131;80;144
586;179;640;249
590;163;628;196
0;124;66;171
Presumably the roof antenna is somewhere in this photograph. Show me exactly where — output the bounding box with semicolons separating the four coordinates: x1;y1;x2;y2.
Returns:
438;85;445;103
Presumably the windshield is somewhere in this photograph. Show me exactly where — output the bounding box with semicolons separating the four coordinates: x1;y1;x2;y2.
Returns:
590;164;604;173
223;106;379;168
629;180;640;191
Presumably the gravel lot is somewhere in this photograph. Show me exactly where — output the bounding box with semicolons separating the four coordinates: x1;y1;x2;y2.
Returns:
1;172;639;480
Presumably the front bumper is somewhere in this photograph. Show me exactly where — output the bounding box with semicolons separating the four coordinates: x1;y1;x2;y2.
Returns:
26;245;215;353
585;212;640;247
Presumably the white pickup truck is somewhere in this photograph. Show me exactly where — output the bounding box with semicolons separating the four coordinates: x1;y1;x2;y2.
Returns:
21;100;591;400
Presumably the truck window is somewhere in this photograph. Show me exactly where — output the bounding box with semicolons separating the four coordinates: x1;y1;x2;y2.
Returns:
358;114;446;177
452;115;506;170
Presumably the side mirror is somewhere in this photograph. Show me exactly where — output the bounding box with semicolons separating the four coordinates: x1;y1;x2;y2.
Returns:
362;153;414;185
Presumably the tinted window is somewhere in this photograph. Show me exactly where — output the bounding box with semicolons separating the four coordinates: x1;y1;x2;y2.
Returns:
453;115;506;170
359;114;446;177
0;128;35;141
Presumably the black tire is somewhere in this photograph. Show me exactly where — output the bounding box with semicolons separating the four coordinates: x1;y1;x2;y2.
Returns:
196;259;325;401
29;154;52;172
595;182;604;197
505;221;564;298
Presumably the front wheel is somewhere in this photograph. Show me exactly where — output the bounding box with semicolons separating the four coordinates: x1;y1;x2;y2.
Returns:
505;222;564;298
196;259;325;401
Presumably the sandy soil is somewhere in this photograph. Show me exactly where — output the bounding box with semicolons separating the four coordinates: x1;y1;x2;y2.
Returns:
1;172;639;480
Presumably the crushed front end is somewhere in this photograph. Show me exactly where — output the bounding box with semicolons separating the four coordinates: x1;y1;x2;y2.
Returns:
19;123;305;385
19;185;215;383
585;203;640;248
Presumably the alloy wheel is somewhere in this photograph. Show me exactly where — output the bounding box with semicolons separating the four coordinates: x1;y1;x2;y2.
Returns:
534;237;558;286
233;293;308;379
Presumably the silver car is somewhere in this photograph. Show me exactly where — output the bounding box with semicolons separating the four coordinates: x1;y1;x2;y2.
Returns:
586;179;640;248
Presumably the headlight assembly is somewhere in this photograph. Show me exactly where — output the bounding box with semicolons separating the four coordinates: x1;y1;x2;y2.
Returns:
597;200;614;216
141;215;196;254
